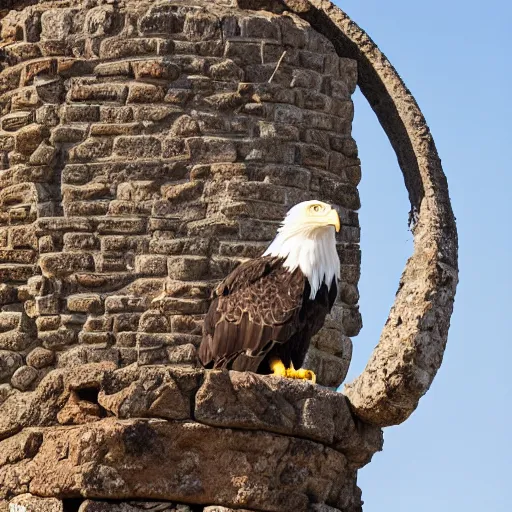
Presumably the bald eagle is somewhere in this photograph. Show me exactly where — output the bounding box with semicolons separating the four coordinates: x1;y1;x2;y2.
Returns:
198;200;341;383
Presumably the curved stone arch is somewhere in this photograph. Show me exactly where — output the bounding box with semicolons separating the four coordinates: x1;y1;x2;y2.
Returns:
276;0;459;427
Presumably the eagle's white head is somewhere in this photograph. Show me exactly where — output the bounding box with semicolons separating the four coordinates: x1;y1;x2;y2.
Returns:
263;200;341;299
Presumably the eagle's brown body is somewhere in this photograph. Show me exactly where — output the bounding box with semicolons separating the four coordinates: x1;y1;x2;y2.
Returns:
198;256;337;374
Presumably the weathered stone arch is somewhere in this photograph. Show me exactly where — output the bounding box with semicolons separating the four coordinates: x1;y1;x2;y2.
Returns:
246;0;458;427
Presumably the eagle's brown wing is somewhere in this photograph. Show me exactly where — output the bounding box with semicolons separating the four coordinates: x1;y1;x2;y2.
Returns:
198;256;306;371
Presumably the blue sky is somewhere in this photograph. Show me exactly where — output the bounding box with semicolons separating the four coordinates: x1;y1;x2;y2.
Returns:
338;1;511;510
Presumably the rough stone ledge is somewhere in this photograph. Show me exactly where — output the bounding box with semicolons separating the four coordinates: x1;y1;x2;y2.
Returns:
0;363;382;467
0;418;358;512
0;363;382;511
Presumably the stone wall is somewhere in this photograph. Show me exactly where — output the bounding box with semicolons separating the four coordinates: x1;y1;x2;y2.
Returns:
0;0;361;395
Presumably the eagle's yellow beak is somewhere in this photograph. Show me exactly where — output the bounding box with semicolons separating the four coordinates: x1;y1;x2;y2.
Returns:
327;209;341;232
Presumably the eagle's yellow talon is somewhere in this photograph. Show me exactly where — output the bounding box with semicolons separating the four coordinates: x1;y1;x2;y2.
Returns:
300;369;316;384
286;367;316;384
270;357;287;378
270;357;316;384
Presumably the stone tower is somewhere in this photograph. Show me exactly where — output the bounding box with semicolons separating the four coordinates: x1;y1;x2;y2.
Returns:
0;1;458;511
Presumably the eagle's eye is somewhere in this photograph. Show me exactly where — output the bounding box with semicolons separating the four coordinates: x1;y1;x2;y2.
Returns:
310;204;323;213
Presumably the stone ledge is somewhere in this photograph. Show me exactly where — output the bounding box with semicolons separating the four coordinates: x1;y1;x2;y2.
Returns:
0;363;382;467
0;419;353;512
0;363;382;510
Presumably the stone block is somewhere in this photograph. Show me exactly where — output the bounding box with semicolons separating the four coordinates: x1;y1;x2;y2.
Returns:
79;332;112;346
339;58;358;94
170;115;200;137
186;137;237;163
85;6;114;37
167;343;197;365
238;218;280;241
56;58;94;78
184;11;221;41
319;179;360;210
209;60;243;81
0;249;35;264
138;311;171;333
312;329;350;358
67;294;103;314
26;348;55;369
299;50;325;72
11;86;40;111
36;217;94;234
39;329;77;350
35;316;61;332
303;347;349;388
83;315;113;333
67;82;128;103
157;297;209;315
105;296;149;314
62;233;98;253
258;121;299;140
5;42;42;61
164;280;211;300
167;256;209;281
39;252;94;278
99;37;174;59
303;111;334;130
93;61;133;78
1;111;33;132
113;136;161;159
135;255;168;276
164;88;193;105
162;137;190;159
131;59;180;81
28;141;56;165
139;5;184;35
101;235;148;254
10;365;38;391
14;124;46;155
99;106;133;123
0;66;22;97
0;264;34;282
296;143;329;169
22;58;57;86
62;182;111;203
95;252;129;272
34;104;60;126
115;332;137;348
225;40;262;65
241;16;280;40
278;16;307;47
69;138;113;162
0;135;15;153
112;314;141;334
40;9;75;41
170;315;203;335
149;237;210;257
131;105;182;123
50;125;87;144
96;217;147;235
127;83;165;104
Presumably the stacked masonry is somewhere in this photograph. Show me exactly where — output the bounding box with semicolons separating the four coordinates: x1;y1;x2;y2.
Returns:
0;0;361;392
